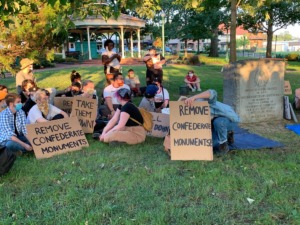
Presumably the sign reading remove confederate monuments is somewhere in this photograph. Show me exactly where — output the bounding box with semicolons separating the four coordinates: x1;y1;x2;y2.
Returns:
169;101;213;161
54;97;73;115
26;117;89;159
70;96;98;133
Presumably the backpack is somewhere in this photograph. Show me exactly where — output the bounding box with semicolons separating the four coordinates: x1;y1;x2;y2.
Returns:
0;145;16;176
130;107;153;132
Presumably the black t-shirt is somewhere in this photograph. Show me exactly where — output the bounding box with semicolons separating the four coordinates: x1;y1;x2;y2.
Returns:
119;102;143;127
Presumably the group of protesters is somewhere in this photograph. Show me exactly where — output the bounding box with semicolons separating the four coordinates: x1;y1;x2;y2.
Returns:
0;39;240;161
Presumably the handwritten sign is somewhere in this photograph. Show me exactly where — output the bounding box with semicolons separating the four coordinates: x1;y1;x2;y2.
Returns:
284;80;292;95
169;101;213;161
54;97;73;115
147;112;169;137
26;117;89;159
70;96;98;133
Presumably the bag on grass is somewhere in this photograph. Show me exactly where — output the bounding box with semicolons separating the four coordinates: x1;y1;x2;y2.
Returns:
130;108;153;132
0;145;16;176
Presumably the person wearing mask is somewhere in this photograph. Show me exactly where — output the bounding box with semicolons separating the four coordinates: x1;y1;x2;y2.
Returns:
81;80;97;99
152;77;169;113
0;93;33;155
15;58;36;94
184;70;201;92
27;89;68;124
0;91;8;112
124;69;142;96
22;86;40;116
63;82;82;97
102;39;121;76
143;47;166;85
138;84;158;112
184;89;240;155
99;72;130;118
20;79;37;103
56;70;82;97
100;88;146;145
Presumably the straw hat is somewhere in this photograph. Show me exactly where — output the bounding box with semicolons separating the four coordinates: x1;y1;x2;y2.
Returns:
0;91;7;101
20;58;34;70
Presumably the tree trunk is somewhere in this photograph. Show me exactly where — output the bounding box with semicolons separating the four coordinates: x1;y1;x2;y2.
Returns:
209;29;219;57
184;39;188;57
266;23;273;58
197;39;200;54
230;0;237;63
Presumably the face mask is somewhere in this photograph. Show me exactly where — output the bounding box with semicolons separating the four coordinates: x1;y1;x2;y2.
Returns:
189;73;193;77
31;96;36;102
15;103;23;111
117;80;124;86
86;88;94;95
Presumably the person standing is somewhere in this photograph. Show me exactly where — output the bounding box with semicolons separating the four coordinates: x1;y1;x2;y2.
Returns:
0;93;33;155
102;39;121;76
143;47;166;85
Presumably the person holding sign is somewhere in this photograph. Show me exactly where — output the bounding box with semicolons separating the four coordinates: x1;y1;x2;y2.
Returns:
184;70;201;92
0;93;33;155
184;89;240;154
143;47;166;85
100;88;146;145
27;89;68;124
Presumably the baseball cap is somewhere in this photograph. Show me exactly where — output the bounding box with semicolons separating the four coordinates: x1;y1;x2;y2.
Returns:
145;84;158;98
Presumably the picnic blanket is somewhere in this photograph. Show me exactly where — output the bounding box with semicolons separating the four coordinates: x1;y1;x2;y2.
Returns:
285;124;300;135
229;127;283;150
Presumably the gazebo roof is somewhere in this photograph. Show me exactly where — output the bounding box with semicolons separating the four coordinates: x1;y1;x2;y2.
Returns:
71;13;146;31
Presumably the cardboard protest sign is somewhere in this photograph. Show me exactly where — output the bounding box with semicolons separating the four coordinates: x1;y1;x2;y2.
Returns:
284;80;292;95
147;112;170;137
169;101;213;161
54;97;73;114
70;96;98;133
26;117;89;159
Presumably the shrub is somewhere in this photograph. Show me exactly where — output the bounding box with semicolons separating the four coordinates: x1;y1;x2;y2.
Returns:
53;54;66;63
65;57;78;63
285;53;299;61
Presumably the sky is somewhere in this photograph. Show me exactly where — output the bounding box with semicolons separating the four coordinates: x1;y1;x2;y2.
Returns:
274;24;300;38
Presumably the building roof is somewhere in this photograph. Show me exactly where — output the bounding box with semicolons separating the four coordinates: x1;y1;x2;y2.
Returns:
71;13;146;30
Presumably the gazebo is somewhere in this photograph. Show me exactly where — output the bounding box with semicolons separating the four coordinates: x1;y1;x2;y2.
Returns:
65;14;146;60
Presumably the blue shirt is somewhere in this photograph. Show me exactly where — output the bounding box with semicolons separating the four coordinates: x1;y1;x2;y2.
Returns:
197;89;240;123
0;107;28;143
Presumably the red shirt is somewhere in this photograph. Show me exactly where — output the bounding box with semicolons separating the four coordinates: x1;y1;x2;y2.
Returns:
185;74;198;82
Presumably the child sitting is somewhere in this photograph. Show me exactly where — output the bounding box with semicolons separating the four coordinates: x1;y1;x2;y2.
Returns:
184;70;201;92
124;69;142;96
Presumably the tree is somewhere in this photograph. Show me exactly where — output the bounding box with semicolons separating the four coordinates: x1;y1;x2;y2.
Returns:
274;31;293;41
238;0;300;58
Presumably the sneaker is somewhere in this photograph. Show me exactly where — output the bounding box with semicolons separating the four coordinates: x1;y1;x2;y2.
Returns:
92;132;101;140
197;88;201;92
109;141;126;147
192;88;196;92
218;142;229;155
227;131;234;145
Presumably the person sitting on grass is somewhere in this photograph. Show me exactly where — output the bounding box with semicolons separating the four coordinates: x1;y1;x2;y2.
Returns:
124;69;142;96
184;70;201;92
184;89;240;155
20;79;37;103
99;88;146;145
81;80;97;99
152;77;169;113
22;86;39;116
27;89;68;124
139;84;158;112
56;70;82;97
0;91;8;112
0;93;33;156
99;72;130;119
63;82;82;97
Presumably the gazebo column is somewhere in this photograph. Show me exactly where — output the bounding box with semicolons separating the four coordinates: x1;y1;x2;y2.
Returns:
120;26;125;59
137;28;141;58
130;31;134;58
80;32;83;55
62;43;66;59
87;27;92;60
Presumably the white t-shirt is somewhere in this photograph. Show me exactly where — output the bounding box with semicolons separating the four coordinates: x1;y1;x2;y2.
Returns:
125;76;140;88
102;50;121;73
154;87;169;102
103;84;130;105
27;104;62;124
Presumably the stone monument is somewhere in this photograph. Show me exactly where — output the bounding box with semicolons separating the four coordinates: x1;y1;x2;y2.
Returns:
222;59;285;123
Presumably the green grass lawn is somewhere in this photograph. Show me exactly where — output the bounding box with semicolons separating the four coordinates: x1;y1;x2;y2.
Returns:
0;62;300;224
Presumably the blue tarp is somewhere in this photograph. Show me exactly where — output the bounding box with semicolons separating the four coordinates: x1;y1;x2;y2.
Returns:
285;124;300;135
229;127;283;150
